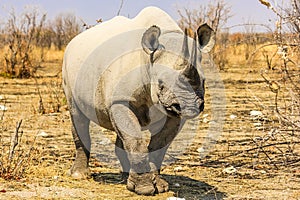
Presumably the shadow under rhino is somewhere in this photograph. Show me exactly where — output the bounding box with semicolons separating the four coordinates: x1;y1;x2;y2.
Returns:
91;172;226;199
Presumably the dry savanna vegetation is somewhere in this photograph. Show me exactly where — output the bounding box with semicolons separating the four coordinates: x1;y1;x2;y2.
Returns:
0;0;299;199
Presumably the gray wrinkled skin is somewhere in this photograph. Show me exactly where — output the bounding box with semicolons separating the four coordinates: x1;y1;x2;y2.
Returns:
62;6;215;195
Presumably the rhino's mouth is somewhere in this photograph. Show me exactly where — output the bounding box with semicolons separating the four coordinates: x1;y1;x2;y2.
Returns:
164;103;181;117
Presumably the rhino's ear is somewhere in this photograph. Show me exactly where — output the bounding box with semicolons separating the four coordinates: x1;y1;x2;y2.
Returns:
142;25;164;55
197;23;215;53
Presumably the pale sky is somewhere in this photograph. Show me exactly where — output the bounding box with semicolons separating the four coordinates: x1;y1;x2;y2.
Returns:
0;0;276;32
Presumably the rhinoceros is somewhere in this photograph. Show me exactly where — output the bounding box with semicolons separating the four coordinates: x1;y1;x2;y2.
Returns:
62;6;215;195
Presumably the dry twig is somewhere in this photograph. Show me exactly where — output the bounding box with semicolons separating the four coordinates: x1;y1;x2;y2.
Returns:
9;119;23;163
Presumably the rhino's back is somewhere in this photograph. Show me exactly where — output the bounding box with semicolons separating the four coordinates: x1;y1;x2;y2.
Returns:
62;6;181;124
63;6;180;86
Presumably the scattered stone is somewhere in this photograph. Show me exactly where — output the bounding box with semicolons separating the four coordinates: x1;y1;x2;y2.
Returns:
223;166;237;174
250;110;263;117
260;170;267;174
253;122;262;127
202;113;209;118
0;105;7;111
174;166;183;172
38;131;49;138
174;183;180;187
203;118;209;123
98;138;111;145
167;197;185;200
230;114;237;119
197;147;205;153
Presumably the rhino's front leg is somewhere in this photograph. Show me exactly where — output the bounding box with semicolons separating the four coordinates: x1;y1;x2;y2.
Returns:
148;116;182;193
110;103;155;195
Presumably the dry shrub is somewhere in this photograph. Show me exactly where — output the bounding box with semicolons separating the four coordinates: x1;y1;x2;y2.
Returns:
245;0;300;169
0;120;40;180
0;7;82;79
2;8;47;78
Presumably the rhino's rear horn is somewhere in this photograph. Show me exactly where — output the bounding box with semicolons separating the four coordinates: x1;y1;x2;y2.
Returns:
190;33;197;69
182;28;190;61
175;28;190;69
181;32;200;88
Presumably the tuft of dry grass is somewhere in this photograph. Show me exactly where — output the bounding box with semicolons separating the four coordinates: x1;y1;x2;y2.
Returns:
0;120;40;180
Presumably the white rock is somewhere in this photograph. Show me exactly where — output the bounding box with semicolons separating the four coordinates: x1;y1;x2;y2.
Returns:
174;183;180;187
38;131;49;137
203;118;209;123
174;166;183;172
197;147;205;153
98;138;111;145
250;110;263;116
0;105;7;111
167;197;185;200
230;114;237;119
260;170;267;174
202;113;209;118
223;166;237;174
253;122;262;127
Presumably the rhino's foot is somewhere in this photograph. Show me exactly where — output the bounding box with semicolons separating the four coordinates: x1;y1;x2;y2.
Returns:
155;175;169;193
127;172;156;195
68;164;90;179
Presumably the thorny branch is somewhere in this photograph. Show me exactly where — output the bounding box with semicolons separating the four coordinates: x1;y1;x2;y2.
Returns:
9;120;23;163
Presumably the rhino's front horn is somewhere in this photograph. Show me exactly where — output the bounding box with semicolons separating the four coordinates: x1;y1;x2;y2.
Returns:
180;33;200;88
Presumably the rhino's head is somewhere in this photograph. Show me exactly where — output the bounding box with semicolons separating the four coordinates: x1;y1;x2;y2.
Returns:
141;24;215;119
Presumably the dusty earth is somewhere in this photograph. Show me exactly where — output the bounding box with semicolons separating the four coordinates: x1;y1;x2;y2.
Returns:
0;54;299;200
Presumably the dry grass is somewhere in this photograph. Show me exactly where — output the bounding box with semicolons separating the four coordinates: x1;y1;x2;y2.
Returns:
0;42;299;199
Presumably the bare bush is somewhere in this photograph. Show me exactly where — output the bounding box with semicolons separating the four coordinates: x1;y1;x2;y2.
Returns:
259;0;300;129
244;0;300;168
0;120;39;180
48;13;82;50
2;8;46;78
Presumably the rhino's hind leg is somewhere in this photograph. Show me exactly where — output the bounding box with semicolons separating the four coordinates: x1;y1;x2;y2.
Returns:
69;102;91;179
115;136;130;182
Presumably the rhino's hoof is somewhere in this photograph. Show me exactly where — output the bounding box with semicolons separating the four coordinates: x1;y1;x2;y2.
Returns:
127;172;156;195
68;166;90;180
155;175;169;193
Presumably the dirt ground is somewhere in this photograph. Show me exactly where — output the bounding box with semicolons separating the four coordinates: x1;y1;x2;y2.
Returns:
0;55;299;200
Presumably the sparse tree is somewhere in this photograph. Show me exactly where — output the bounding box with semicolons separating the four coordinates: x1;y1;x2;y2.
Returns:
50;13;82;50
3;8;46;78
253;0;300;166
177;0;231;32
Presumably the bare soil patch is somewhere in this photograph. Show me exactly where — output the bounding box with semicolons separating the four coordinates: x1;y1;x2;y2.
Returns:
0;58;299;200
